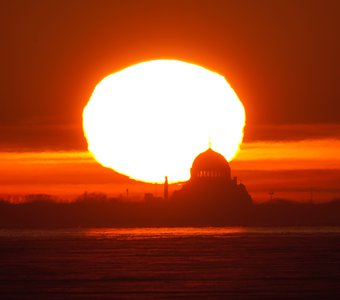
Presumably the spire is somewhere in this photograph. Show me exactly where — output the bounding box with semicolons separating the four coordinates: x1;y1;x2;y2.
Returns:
164;176;168;200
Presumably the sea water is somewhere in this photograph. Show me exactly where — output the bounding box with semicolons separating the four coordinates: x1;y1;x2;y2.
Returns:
0;227;339;299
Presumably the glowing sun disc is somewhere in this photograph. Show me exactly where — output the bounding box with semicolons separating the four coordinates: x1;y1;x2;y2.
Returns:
83;60;245;183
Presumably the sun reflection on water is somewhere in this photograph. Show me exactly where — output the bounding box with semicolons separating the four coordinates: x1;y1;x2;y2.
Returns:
84;227;247;240
1;227;340;240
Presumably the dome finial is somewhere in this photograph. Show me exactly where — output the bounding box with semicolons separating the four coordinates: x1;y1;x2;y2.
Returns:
208;136;212;149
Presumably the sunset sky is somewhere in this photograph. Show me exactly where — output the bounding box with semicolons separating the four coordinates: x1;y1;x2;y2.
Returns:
1;0;339;202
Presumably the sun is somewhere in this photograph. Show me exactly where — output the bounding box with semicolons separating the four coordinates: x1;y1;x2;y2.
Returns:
83;60;245;183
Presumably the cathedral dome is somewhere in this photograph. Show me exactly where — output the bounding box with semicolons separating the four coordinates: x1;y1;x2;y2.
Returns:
190;148;231;180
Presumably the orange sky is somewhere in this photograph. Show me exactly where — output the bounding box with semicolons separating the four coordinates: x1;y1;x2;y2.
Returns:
1;1;339;203
1;132;339;203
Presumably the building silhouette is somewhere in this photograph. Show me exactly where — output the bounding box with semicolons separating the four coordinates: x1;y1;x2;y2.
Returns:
171;147;253;211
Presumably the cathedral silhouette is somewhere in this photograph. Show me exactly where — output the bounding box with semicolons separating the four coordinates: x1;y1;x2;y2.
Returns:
170;147;253;209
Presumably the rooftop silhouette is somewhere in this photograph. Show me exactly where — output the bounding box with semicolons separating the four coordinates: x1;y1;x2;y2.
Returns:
171;148;253;209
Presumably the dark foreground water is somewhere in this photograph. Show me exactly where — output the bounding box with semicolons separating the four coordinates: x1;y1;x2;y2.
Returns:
0;227;340;299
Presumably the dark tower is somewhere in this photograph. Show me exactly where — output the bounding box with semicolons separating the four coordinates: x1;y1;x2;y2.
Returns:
164;176;169;200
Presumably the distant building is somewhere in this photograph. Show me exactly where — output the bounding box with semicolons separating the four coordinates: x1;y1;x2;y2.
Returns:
171;148;253;208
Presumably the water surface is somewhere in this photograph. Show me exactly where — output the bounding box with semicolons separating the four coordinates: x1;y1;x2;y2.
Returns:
0;227;339;299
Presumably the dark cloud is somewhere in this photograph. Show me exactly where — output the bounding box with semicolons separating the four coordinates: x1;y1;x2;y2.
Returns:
1;122;339;151
0;123;86;151
243;123;340;142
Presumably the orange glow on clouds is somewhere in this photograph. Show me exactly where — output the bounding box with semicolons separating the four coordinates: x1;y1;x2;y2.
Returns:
0;138;339;201
235;139;340;163
83;60;245;183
